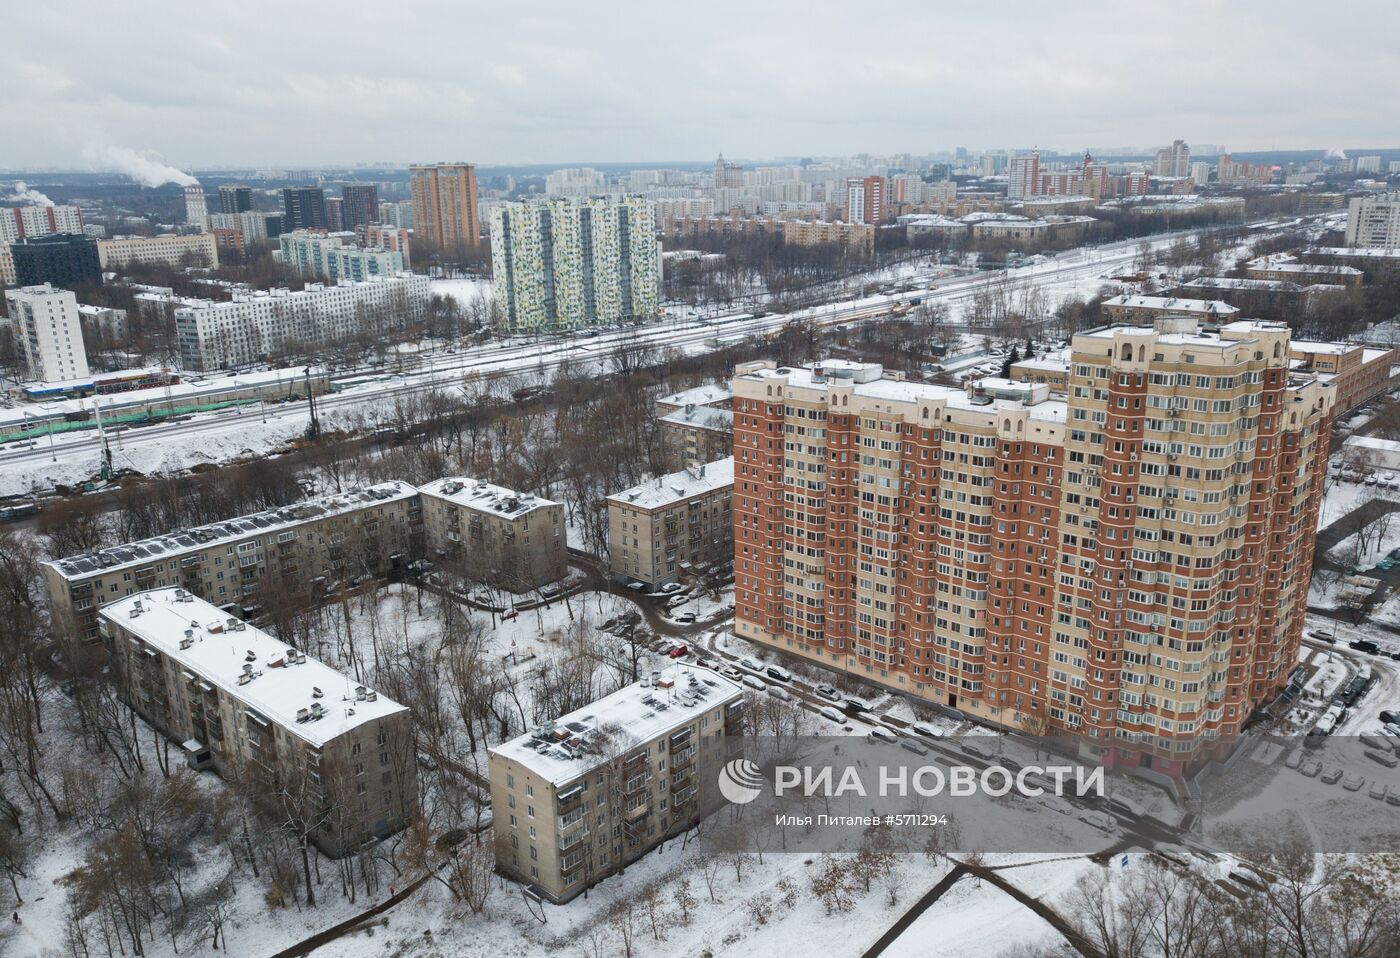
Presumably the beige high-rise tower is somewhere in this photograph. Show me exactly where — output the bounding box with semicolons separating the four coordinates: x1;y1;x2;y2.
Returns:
409;163;480;247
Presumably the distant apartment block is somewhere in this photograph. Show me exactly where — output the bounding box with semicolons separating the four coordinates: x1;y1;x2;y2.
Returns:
1154;140;1191;178
97;233;219;270
173;273;430;370
608;458;733;588
732;339;1332;773
99;589;417;857
490;198;660;332
11;234;101;287
4;283;89;383
1345;193;1400;249
846;176;885;225
184;184;208;230
0;204;83;244
489;667;743;902
355;224;411;267
340;184;379;230
207;211;270;244
410;163;480;247
282;187;328;231
378;201;414;229
43;481;423;641
218;185;254;214
418;478;567;589
654;198;715;231
279;230;402;281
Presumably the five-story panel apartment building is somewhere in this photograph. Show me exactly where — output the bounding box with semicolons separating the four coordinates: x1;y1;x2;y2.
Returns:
732;317;1332;774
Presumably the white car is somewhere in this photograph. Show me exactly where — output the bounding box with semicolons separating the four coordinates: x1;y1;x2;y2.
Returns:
819;706;846;724
869;726;898;744
742;675;768;692
911;722;945;739
739;657;764;673
767;686;792;702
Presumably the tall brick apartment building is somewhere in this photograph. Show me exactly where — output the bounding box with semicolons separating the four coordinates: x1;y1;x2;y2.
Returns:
732;318;1333;773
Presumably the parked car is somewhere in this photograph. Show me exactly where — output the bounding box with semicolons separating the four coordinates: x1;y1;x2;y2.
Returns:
765;665;793;683
672;612;697;625
742;675;768;692
721;667;743;681
1380;710;1399;726
1342;775;1366;792
911;721;945;739
1284;751;1304;770
1230;870;1269;893
696;656;720;670
1365;749;1399;768
819;706;846;724
1301;760;1323;778
1350;640;1381;655
1307;630;1335;643
843;696;873;715
815;684;841;701
1321;767;1344;785
767;685;792;702
901;739;930;756
667;643;688;658
739;656;763;673
869;726;898;744
1369;781;1389;800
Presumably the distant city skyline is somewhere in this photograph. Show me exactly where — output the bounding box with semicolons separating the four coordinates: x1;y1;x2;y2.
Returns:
5;1;1397;170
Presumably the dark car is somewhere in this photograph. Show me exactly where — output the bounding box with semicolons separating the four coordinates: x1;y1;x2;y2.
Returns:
1351;640;1381;655
1381;710;1400;726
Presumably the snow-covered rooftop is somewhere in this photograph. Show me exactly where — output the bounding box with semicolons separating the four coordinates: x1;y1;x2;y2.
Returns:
46;481;418;581
101;588;408;747
660;404;733;432
1308;246;1400;260
608;457;734;510
419;477;558;519
655;382;732;409
1101;294;1239;315
489;666;743;786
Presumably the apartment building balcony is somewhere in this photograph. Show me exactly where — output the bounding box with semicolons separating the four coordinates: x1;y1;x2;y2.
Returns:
623;771;651;797
670;746;695;772
672;785;697;806
624;799;650;822
559;850;587;874
670;772;692;794
558;823;590;854
556;782;584;816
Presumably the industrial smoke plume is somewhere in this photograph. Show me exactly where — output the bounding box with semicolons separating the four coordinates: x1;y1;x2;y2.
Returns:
87;144;197;188
6;181;54;206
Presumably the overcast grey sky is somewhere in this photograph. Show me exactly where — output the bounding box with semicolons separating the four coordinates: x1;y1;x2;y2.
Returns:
5;0;1397;170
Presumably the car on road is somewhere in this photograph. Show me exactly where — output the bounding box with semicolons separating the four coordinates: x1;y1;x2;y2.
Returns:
1350;639;1381;655
911;722;945;739
540;583;562;599
742;675;768;692
815;684;841;701
500;609;519;622
869;726;898;744
1321;767;1344;785
901;739;930;756
767;686;792;702
1307;630;1335;643
819;706;846;724
765;665;792;683
667;643;688;658
1078;812;1117;833
672;612;697;625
